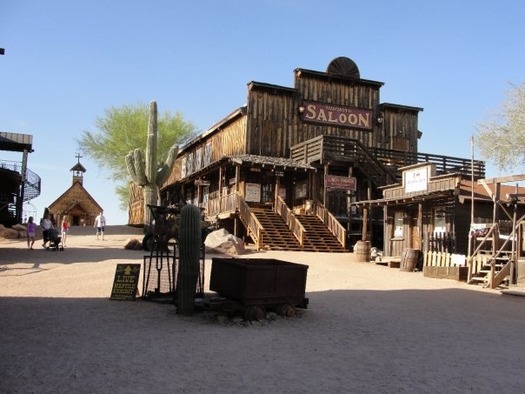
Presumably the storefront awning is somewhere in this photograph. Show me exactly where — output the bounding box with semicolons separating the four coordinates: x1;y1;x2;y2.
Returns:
352;190;455;207
229;154;316;171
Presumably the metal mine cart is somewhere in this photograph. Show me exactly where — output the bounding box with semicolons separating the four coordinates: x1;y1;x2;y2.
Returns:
206;257;309;321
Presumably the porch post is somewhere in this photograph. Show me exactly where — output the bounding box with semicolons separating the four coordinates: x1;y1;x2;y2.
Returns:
418;202;423;251
218;166;223;197
275;173;281;211
323;163;329;206
384;205;390;256
361;180;372;241
235;165;240;193
347;167;353;231
197;179;202;206
362;208;368;241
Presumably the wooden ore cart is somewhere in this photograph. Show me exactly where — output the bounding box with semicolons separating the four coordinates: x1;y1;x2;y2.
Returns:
208;257;309;321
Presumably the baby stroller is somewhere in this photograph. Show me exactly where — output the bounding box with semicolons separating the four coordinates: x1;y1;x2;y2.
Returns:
46;228;64;251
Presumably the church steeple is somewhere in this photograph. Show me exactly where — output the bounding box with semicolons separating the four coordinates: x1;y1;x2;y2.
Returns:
70;153;87;185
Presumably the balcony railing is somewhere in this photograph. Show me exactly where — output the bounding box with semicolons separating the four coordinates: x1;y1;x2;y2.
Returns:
200;192;265;250
290;135;485;181
0;160;41;201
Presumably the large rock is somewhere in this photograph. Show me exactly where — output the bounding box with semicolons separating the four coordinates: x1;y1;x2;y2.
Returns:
124;238;143;250
204;228;245;255
0;224;20;239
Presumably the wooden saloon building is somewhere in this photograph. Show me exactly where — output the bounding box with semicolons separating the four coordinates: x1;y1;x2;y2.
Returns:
159;57;483;253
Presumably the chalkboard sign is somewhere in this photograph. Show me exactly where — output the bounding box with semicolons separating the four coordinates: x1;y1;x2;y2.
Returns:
110;264;141;301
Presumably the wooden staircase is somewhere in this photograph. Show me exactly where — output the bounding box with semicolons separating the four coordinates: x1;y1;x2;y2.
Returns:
250;208;347;252
469;252;512;287
468;223;513;288
250;207;302;251
296;214;347;252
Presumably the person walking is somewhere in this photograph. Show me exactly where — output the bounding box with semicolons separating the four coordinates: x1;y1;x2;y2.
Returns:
26;216;36;250
61;216;70;247
94;211;106;240
40;214;53;248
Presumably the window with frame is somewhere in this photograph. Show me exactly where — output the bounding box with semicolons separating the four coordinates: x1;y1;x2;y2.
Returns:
393;211;404;238
433;207;447;234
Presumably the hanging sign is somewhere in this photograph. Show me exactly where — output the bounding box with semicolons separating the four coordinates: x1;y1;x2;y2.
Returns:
326;175;357;191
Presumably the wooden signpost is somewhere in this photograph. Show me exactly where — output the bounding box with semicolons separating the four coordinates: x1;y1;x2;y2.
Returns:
110;264;141;301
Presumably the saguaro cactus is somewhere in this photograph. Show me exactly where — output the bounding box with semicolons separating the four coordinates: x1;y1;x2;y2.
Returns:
176;204;202;315
125;101;178;226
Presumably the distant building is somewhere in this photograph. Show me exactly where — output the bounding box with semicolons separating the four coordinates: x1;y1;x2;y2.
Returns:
0;131;41;226
48;156;103;226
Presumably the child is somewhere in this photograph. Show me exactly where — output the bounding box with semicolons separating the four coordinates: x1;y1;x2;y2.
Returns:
61;216;69;247
27;216;36;250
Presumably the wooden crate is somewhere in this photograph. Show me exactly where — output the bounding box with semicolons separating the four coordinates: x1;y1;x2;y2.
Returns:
423;266;468;281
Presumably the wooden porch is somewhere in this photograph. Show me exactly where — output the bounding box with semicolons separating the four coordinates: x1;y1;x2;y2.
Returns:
200;192;347;252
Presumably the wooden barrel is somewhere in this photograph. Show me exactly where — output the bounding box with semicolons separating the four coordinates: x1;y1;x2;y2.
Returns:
402;249;420;272
354;240;371;262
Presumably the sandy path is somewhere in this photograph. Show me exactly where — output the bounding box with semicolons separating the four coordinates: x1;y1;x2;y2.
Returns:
1;226;524;393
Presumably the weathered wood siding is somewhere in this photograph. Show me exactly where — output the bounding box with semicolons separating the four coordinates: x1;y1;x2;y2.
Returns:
163;115;247;187
244;70;421;160
246;86;296;157
292;70;382;147
128;181;144;226
380;105;420;152
48;183;102;226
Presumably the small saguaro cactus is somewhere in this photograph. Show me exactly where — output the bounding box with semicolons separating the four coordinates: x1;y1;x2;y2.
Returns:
125;101;178;227
176;204;202;315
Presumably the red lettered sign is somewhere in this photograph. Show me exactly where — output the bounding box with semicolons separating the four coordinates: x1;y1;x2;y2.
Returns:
326;175;357;191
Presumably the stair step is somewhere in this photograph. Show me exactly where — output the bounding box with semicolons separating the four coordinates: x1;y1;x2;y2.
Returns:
250;210;346;252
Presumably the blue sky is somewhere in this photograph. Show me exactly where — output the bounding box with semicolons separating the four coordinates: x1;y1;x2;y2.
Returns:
1;0;524;225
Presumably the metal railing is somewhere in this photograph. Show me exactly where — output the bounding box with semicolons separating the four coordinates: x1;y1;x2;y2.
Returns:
0;160;41;201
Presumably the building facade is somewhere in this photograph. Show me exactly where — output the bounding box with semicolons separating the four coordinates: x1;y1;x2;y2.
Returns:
158;57;483;251
48;158;103;227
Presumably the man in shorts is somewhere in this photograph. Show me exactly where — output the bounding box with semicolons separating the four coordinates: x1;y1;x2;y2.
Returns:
94;211;106;240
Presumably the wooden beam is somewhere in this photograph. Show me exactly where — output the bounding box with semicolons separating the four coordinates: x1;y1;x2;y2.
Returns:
478;174;525;185
478;179;495;201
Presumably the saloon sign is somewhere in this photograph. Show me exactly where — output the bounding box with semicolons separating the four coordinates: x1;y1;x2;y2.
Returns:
301;101;372;130
326;175;357;191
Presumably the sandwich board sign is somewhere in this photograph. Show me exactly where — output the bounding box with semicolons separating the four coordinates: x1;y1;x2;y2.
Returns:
110;264;141;301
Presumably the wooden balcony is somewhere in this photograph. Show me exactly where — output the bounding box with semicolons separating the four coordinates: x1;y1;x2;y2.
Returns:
290;135;485;185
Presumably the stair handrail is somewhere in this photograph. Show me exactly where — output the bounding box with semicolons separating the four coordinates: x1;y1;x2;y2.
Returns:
353;139;398;185
275;196;306;247
492;260;512;289
236;193;265;250
312;200;347;249
467;223;497;282
467;222;517;288
488;218;524;288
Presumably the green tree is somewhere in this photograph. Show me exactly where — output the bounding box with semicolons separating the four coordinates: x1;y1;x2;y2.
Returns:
77;102;197;210
476;82;525;171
